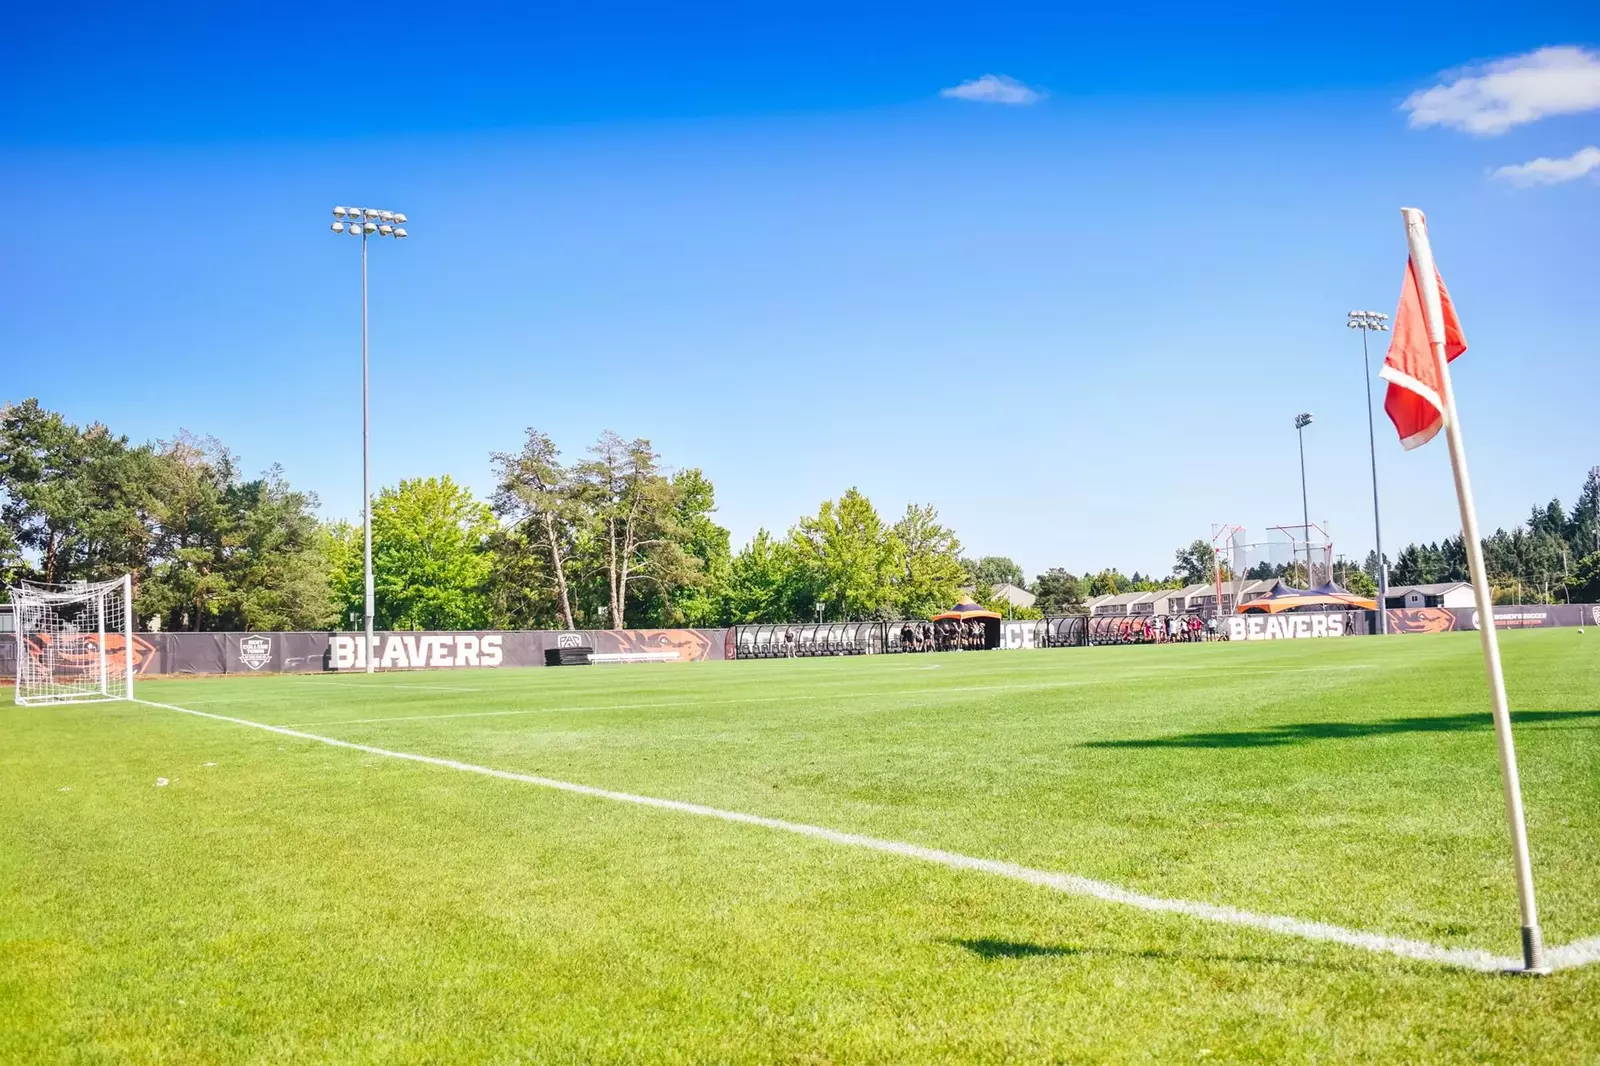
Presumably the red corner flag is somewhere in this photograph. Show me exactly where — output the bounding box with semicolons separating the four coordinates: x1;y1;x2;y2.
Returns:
1379;257;1467;450
1389;208;1544;973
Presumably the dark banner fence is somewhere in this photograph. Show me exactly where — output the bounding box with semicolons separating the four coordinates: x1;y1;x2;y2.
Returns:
2;605;1594;680
0;628;731;680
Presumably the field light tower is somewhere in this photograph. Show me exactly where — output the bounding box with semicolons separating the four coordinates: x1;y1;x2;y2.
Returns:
1294;412;1314;584
329;206;409;673
1348;309;1392;632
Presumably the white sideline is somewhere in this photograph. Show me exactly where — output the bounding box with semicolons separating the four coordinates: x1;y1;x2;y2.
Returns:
133;697;1593;975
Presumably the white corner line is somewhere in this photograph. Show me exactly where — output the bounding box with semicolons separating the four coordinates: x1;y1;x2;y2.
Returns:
132;697;1589;974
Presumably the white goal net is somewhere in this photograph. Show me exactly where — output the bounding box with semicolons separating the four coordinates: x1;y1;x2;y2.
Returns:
10;576;134;705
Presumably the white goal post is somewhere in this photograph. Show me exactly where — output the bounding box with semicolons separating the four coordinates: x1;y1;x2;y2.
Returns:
10;575;135;705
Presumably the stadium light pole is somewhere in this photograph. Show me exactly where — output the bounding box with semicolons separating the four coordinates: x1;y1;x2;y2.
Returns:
1348;309;1392;631
330;207;409;673
1294;413;1313;584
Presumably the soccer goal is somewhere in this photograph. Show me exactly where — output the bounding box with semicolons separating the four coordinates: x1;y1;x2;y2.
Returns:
10;576;134;705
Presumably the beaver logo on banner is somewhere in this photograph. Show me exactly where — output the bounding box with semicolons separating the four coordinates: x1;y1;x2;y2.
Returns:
238;635;273;670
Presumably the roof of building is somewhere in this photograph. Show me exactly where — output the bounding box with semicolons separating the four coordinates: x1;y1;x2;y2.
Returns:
987;582;1038;608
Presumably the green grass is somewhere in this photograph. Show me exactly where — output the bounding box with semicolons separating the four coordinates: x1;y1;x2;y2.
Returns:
3;630;1598;1063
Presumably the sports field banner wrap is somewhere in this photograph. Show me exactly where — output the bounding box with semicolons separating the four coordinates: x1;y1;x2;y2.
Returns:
1387;605;1596;634
5;611;1593;680
998;621;1040;649
324;628;728;671
1224;612;1362;641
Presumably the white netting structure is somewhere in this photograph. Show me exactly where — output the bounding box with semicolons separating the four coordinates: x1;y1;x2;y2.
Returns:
1210;524;1335;614
10;576;134;705
1219;524;1334;587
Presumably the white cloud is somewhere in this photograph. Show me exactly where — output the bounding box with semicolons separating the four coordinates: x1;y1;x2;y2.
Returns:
939;74;1044;105
1403;46;1600;135
1492;145;1600;186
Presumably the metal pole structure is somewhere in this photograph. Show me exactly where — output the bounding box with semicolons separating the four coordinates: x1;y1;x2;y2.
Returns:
1400;206;1544;973
97;584;107;696
329;207;408;674
1350;310;1392;630
362;231;373;673
1295;413;1313;582
123;573;135;698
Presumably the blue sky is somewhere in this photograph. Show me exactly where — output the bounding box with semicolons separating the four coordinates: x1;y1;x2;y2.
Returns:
3;1;1597;578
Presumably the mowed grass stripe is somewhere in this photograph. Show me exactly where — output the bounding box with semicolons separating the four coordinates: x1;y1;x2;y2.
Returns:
6;630;1597;1063
131;631;1599;954
134;696;1544;973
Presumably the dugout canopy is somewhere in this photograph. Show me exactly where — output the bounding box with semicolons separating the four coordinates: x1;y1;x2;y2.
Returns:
1237;580;1376;614
931;596;1002;649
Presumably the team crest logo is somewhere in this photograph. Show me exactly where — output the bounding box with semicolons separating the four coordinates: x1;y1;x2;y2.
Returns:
1591;607;1600;626
557;632;584;648
238;635;273;670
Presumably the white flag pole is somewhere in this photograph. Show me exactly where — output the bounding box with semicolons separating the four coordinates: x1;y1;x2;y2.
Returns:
1401;207;1546;974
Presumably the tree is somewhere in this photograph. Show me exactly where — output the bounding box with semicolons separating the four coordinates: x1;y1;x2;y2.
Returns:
138;435;331;631
0;520;21;593
1172;539;1216;585
642;468;730;627
1361;550;1392;585
1087;569;1124;597
726;529;803;623
571;432;690;629
335;476;495;630
216;464;333;630
1565;552;1600;604
0;399;155;585
1032;568;1086;614
1570;467;1600;559
139;432;234;631
1332;557;1377;597
890;503;965;618
967;555;1024;589
790;489;898;621
491;429;579;629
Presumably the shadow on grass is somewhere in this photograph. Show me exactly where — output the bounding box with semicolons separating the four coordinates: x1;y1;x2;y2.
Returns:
946;938;1349;971
953;938;1082;960
1081;709;1600;749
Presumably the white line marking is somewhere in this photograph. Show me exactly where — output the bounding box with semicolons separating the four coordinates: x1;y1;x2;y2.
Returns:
132;698;1594;973
1547;936;1600;970
293;693;824;727
285;680;485;692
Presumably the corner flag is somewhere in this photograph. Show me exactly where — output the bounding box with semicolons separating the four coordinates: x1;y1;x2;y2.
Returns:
1390;207;1546;974
1380;253;1468;450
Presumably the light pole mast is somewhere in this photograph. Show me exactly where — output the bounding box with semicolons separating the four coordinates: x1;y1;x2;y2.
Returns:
330;207;409;673
1294;412;1314;584
1348;310;1391;632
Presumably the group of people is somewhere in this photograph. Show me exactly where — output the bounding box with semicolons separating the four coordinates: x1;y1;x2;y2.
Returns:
898;619;988;652
1097;613;1218;645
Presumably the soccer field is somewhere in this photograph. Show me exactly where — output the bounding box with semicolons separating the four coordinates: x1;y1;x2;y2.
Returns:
4;631;1598;1063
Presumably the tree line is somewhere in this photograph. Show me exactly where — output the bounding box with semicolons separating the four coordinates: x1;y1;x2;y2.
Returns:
0;402;969;630
1382;467;1600;604
3;401;1594;630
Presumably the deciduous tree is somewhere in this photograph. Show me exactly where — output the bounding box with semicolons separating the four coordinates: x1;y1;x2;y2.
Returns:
491;428;578;629
890;503;965;618
336;476;494;630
